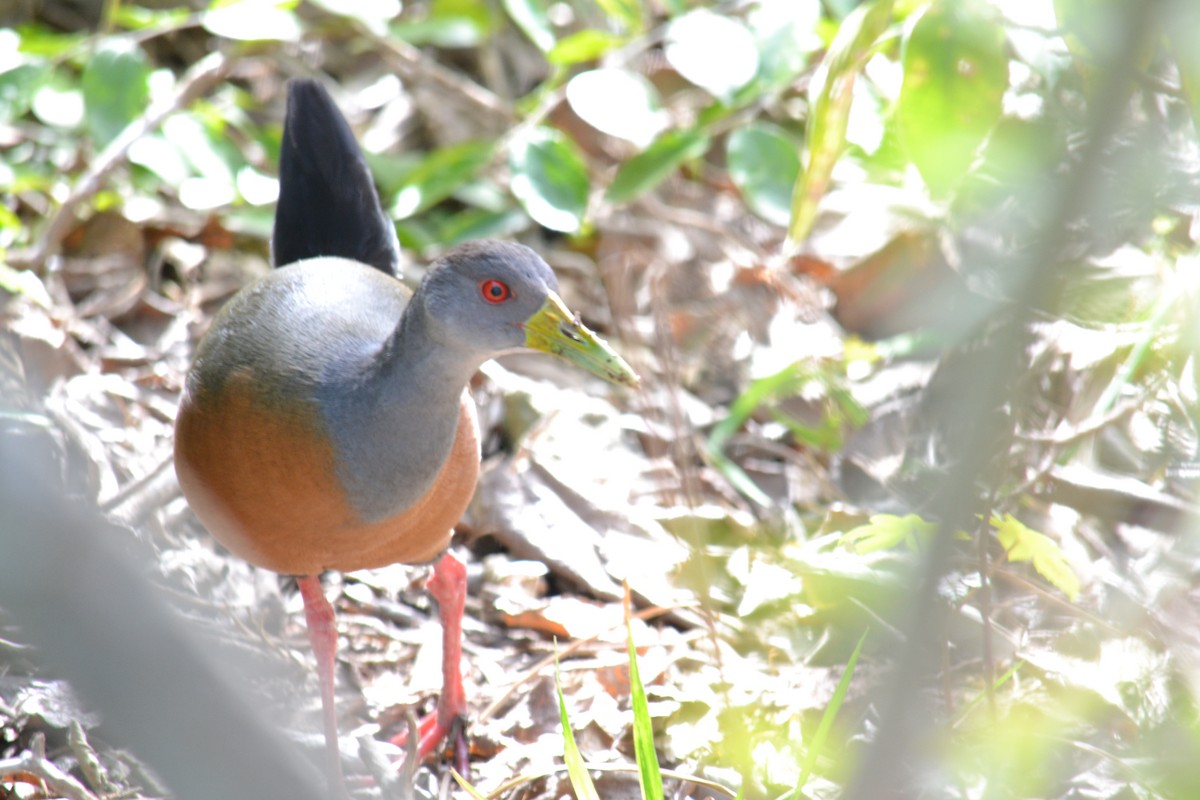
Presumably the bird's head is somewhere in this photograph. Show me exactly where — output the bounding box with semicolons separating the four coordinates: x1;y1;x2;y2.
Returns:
420;241;639;387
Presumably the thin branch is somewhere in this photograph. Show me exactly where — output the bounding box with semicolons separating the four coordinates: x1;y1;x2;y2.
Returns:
361;30;513;124
13;51;235;273
0;733;101;800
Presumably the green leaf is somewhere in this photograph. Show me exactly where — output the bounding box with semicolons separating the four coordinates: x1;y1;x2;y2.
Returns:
162;113;236;185
606;128;709;204
394;218;437;253
709;359;866;470
203;0;302;41
897;0;1007;197
508;125;588;231
726;122;801;227
128;132;192;185
503;0;555;53
438;207;528;245
508;127;589;233
31;75;83;129
992;513;1081;601
81;40;151;148
842;513;937;554
556;652;600;800
0;262;53;309
391;139;495;219
0;59;51;121
746;0;822;92
566;68;666;147
393;0;495;46
664;9;759;100
627;618;663;800
548;29;624;65
308;0;400;34
111;5;193;30
788;0;894;245
12;25;85;58
593;0;643;33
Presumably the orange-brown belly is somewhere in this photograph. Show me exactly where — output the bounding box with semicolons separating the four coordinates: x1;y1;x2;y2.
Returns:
174;371;480;576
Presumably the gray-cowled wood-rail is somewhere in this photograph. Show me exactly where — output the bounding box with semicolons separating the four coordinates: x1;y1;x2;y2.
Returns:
173;78;638;791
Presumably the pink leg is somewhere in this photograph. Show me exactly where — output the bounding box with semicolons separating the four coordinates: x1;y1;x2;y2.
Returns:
297;575;347;797
390;553;468;766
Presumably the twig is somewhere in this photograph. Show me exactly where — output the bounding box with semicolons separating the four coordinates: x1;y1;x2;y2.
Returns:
68;721;116;797
483;762;739;800
0;733;101;800
474;603;684;724
98;452;174;516
360;30;512;124
976;509;996;720
13;51;235;273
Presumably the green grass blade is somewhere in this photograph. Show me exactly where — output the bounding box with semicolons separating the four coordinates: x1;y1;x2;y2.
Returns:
794;628;868;792
627;617;664;800
556;648;600;800
956;659;1025;725
449;767;490;800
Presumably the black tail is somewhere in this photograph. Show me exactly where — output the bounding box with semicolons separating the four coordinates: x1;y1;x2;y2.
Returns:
273;78;400;277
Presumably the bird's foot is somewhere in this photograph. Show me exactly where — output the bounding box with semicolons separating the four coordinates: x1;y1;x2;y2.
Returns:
390;709;468;774
387;553;470;774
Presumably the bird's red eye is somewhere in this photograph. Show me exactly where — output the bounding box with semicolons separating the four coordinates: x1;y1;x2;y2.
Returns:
480;279;512;304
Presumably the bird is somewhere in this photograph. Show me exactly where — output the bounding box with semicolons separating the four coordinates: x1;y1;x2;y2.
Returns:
173;77;638;792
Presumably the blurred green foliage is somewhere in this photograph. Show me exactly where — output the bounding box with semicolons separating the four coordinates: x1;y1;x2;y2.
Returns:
2;1;1199;799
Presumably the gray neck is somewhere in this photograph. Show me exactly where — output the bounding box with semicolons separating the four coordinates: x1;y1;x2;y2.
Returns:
320;296;486;522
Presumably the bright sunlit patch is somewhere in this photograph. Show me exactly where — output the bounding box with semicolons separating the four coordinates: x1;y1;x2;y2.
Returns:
509;174;579;233
985;0;1057;29
129;134;190;185
32;85;84;129
566;69;668;148
236;165;279;206
203;0;301;42
358;73;403;110
148;68;176;103
307;0;399;34
665;9;759;99
0;30;21;72
122;194;164;224
162;114;234;185
392;185;423;219
179;176;237;210
845;79;885;154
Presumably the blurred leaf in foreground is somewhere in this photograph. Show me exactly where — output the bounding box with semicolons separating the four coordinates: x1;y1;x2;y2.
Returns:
508;127;589;234
566;68;667;147
727;122;802;227
391;139;495;219
82;40;151;148
309;0;401;35
992;513;1080;601
897;0;1007;198
746;0;822;94
607;128;709;204
548;29;624;65
665;9;759;101
843;513;937;554
502;0;554;53
788;0;894;246
203;0;303;41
